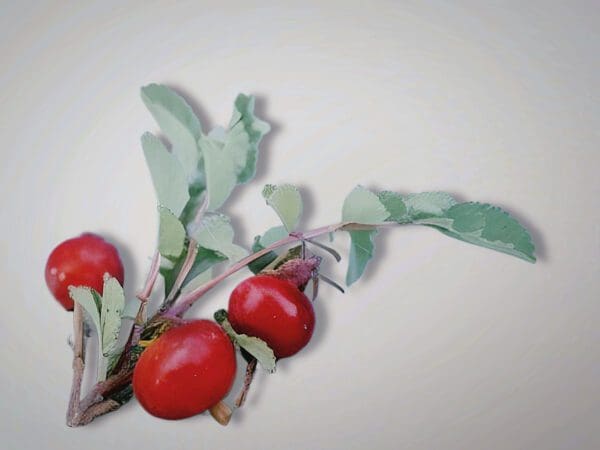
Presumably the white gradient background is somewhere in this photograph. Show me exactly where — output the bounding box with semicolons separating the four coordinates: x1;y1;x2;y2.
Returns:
1;1;598;449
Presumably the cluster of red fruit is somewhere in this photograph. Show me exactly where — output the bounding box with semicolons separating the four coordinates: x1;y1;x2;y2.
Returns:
45;233;315;420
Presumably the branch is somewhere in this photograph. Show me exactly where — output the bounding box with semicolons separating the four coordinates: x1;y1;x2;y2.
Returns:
66;302;84;426
168;222;352;317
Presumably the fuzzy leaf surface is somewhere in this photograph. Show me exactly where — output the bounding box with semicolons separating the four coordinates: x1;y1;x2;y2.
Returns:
158;206;186;259
263;184;303;232
378;191;408;222
342;186;389;224
142;132;190;216
404;192;457;220
187;213;247;262
141;84;202;181
216;314;276;373
199;94;270;211
342;186;388;284
100;276;125;356
68;286;101;336
346;230;378;286
417;202;536;262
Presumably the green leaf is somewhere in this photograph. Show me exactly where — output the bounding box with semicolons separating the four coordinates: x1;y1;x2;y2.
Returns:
342;186;389;224
158;206;186;259
160;246;226;296
346;230;378;285
215;312;276;373
378;191;408;222
417;202;536;262
199;136;238;211
68;286;101;337
342;187;388;285
142;132;190;217
141;84;202;181
181;267;213;294
197;94;270;211
262;184;303;232
404;192;457;220
260;225;288;247
181;247;226;288
187;213;247;262
100;276;125;356
227;94;271;183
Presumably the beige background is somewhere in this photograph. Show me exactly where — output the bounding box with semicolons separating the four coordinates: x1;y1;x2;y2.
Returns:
1;1;598;449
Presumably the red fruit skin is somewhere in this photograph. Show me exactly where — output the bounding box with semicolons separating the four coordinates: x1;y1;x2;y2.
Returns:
228;275;315;358
133;320;236;420
45;233;125;310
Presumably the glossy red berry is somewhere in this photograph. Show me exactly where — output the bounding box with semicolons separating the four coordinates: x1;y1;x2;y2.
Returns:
45;233;125;310
228;275;315;358
133;319;236;420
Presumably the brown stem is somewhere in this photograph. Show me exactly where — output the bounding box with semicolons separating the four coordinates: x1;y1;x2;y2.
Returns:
76;399;121;426
79;369;134;413
209;401;232;426
112;251;160;376
235;358;257;408
66;302;84;426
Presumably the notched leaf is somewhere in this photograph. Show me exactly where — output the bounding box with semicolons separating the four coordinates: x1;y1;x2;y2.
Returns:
158;206;186;259
215;310;276;373
262;184;303;232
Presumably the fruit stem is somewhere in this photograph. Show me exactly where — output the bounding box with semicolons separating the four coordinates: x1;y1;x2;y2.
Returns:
234;358;257;408
209;401;233;426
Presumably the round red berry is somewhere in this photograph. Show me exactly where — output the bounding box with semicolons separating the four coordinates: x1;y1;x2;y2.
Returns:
132;319;236;420
45;233;124;310
228;275;315;358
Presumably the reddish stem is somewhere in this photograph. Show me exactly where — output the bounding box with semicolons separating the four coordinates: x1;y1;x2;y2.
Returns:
168;222;351;317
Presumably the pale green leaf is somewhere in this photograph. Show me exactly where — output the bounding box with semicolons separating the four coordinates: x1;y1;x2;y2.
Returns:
262;184;303;232
342;186;389;224
100;275;125;356
417;202;536;262
187;213;247;262
227;94;271;183
378;191;408;222
199;136;237;211
260;225;288;247
68;286;101;337
342;187;388;285
181;267;213;294
404;192;457;220
158;206;186;259
198;94;270;210
346;230;378;285
161;246;226;296
218;315;276;373
141;84;202;181
142;132;190;217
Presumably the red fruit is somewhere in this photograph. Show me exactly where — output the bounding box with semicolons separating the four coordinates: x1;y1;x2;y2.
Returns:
45;233;125;310
133;319;236;420
228;275;315;358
